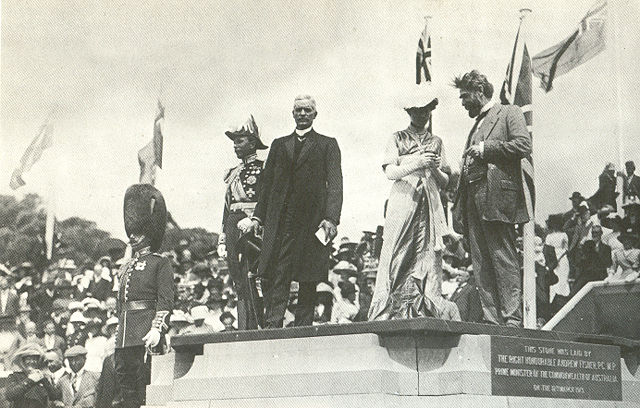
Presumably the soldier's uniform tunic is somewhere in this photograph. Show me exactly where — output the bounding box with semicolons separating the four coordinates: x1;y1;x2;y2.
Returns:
114;246;174;408
222;153;263;329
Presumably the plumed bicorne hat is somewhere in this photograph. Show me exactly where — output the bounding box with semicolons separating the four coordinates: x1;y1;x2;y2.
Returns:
225;114;268;150
124;184;167;252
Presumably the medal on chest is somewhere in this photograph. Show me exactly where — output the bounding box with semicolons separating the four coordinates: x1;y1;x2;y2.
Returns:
134;260;147;271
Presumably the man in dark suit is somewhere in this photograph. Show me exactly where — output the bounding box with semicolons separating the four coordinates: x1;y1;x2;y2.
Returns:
589;163;617;211
452;70;532;327
623;160;640;202
449;270;483;323
574;225;612;292
563;192;585;224
246;95;343;328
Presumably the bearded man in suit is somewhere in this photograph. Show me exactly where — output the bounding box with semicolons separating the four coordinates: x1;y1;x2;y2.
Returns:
243;95;343;328
452;70;532;327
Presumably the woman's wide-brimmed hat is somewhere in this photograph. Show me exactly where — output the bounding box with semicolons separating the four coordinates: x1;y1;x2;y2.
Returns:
225;114;268;150
12;343;45;367
399;83;439;110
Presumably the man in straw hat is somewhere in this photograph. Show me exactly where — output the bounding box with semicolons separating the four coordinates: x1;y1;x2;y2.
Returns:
218;114;267;330
114;184;174;408
452;70;532;327
243;95;343;328
5;343;62;407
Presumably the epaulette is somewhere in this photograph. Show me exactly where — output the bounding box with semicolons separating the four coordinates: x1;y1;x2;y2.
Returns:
223;167;234;182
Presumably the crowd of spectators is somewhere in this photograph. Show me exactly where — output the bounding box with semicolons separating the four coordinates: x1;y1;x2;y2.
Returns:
0;160;639;407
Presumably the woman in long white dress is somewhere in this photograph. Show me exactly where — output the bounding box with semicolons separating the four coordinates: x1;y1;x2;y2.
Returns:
368;86;452;321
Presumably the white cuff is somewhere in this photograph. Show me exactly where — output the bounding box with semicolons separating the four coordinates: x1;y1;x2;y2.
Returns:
479;141;485;158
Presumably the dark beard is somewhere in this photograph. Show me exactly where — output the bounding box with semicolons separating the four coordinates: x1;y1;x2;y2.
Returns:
467;105;481;118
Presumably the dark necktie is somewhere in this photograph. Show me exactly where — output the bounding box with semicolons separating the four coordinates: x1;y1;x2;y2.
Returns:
467;109;490;145
294;136;306;162
71;374;78;394
462;109;490;179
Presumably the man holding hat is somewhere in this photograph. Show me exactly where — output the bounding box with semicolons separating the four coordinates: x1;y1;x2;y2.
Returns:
218;114;266;330
243;95;343;328
59;345;100;407
114;184;174;408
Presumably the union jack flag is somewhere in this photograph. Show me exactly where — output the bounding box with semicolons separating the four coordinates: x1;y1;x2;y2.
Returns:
500;17;535;215
416;20;432;84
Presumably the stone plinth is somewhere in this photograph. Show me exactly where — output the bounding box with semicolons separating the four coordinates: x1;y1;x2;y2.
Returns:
145;318;640;407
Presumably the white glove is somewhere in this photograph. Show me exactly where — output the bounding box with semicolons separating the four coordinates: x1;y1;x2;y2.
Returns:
217;244;227;258
237;217;254;234
142;328;161;348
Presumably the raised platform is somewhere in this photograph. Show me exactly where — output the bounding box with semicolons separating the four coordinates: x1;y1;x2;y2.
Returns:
544;280;640;338
146;318;640;407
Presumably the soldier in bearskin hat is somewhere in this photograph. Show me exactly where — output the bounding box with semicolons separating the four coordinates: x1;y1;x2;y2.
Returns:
217;114;267;330
114;184;174;408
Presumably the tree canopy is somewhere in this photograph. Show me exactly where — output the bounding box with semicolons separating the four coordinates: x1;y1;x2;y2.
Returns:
0;194;219;271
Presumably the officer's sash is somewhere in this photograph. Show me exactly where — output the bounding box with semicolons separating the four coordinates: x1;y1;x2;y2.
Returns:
224;165;249;209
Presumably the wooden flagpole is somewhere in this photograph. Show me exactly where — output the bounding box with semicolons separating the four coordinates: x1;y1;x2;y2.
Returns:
517;8;537;329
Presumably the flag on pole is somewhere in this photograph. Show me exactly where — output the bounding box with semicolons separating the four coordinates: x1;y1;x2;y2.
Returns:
416;18;432;84
9;118;54;189
138;101;165;185
500;16;534;212
501;10;536;328
532;1;606;92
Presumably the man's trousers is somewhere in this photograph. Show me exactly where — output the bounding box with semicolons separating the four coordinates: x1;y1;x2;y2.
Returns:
262;230;317;328
465;181;522;326
114;346;150;408
224;210;259;330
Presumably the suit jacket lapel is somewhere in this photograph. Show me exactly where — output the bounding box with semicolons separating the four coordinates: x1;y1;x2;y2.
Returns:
295;130;318;169
74;373;91;404
475;104;501;142
284;133;296;162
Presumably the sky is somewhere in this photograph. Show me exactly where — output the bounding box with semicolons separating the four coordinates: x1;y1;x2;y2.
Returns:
1;0;639;242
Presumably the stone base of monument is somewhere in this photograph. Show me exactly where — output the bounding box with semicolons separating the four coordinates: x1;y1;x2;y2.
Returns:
144;318;640;408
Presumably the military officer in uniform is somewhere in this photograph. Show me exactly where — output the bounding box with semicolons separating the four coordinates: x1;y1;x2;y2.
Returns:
217;114;267;330
114;184;174;408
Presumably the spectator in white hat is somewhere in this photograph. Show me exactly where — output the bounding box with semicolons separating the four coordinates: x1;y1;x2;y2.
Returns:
168;310;191;336
182;305;217;334
67;311;88;348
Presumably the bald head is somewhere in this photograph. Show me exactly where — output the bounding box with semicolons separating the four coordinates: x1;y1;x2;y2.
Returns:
292;95;318;129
